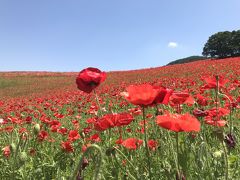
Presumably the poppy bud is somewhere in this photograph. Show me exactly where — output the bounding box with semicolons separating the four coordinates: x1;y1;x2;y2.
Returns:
193;109;208;117
105;147;116;156
33;124;40;135
34;168;42;175
19;151;28;162
80;131;85;139
76;174;83;180
176;172;186;180
213;150;223;158
182;174;186;180
224;133;236;149
81;158;89;170
155;108;163;116
213;129;224;141
10;143;16;153
176;172;180;180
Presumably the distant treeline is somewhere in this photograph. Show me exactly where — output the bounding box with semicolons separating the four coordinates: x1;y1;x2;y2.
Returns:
166;56;209;66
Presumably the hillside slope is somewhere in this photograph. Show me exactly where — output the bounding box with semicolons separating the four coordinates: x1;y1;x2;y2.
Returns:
0;57;240;99
166;56;209;65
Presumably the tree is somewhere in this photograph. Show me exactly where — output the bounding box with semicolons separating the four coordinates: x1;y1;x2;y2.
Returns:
202;30;240;58
231;30;240;56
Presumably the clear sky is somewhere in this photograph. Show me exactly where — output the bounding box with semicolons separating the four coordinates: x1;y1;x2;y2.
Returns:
0;0;239;72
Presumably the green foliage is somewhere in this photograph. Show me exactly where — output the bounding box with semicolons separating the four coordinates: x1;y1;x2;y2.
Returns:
167;56;207;66
203;30;240;58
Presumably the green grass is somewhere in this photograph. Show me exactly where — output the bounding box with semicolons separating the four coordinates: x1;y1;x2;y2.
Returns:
0;76;75;98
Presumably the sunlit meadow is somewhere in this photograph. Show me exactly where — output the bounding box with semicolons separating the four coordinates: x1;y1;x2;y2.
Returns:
0;57;240;179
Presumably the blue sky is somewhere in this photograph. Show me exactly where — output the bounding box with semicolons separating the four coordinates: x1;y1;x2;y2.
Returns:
0;0;239;72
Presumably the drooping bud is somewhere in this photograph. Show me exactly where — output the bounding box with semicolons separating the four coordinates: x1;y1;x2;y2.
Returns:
176;172;186;180
81;157;89;170
76;158;89;180
224;133;236;149
193;109;208;118
105;147;116;156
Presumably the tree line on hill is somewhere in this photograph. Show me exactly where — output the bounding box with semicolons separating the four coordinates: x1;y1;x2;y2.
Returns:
203;30;240;58
167;30;240;66
167;56;208;66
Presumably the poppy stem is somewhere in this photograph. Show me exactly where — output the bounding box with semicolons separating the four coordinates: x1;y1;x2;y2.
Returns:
222;140;229;180
112;153;137;180
176;132;181;178
142;107;152;180
215;76;219;123
108;128;111;147
113;146;137;171
218;92;233;134
93;89;103;117
70;144;103;180
113;146;140;179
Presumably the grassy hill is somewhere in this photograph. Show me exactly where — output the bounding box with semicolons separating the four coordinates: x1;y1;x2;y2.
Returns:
167;56;208;65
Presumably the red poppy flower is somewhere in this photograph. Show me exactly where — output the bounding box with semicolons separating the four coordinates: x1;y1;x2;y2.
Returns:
88;133;101;142
204;107;229;127
50;120;61;132
25;116;32;124
94;114;115;131
19;128;27;134
148;140;158;151
72;120;80;129
122;84;159;106
68;130;80;141
204;118;227;127
4;126;14;132
61;141;74;153
153;87;173;105
82;127;92;135
0;101;3;107
57;127;68;135
114;113;134;127
76;67;106;93
115;138;123;144
207;107;230;118
237;96;240;103
196;94;209;106
38;130;49;141
170;92;194;105
203;76;229;89
121;138;143;150
94;113;134;131
2;146;10;158
156;113;201;132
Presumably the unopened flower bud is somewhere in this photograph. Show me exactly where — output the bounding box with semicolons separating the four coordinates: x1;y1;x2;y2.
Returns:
105;147;116;156
10;143;16;153
19;151;28;162
225;133;236;149
33;124;40;135
213;129;224;141
193;109;208;117
81;157;89;170
213;150;223;158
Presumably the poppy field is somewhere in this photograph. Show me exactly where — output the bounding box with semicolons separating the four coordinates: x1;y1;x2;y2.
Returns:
0;57;240;179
